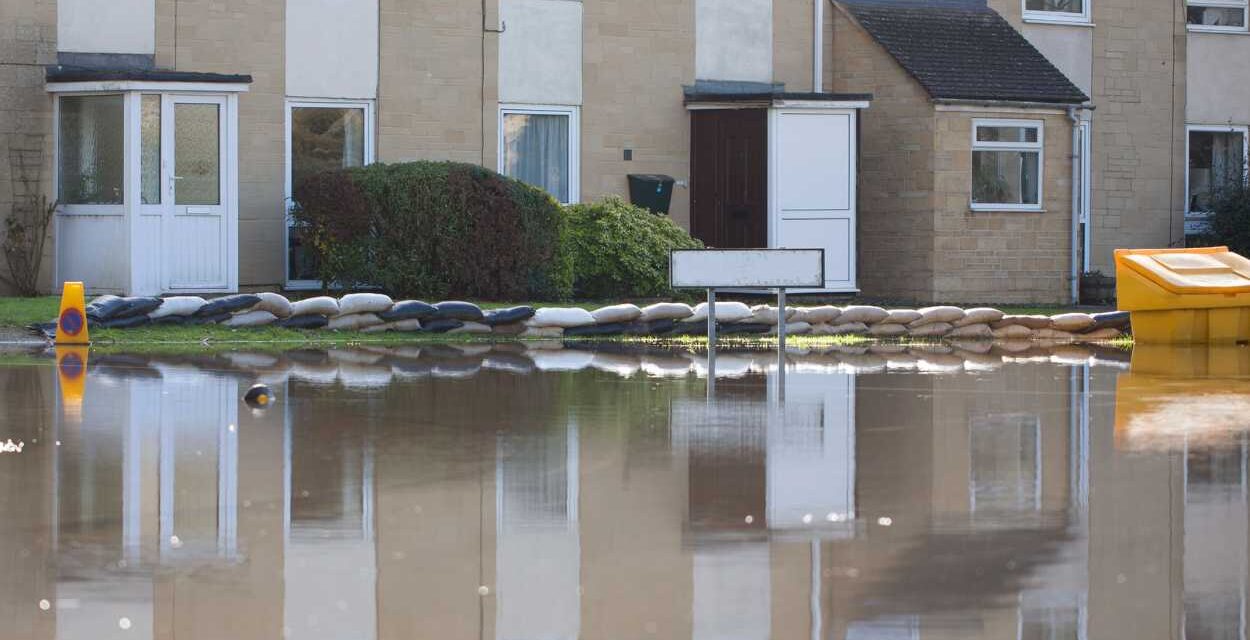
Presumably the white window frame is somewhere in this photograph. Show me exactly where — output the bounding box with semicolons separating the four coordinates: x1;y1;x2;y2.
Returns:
497;104;580;205
1187;0;1250;33
1022;0;1091;25
1184;124;1249;234
283;98;375;290
971;119;1045;212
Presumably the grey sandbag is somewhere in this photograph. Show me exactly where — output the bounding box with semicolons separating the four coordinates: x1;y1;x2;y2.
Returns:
422;318;464;333
430;301;485;322
565;322;631;337
195;294;261;317
624;319;677;335
720;323;772;335
100;314;151;329
187;312;231;325
277;314;330;329
483;305;536;326
85;295;127;321
1085;311;1131;332
379;300;437;322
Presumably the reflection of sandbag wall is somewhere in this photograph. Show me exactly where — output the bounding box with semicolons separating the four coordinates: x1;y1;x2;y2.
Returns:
47;293;1133;342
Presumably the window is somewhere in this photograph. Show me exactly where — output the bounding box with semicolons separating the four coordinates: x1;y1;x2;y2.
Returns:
58;95;125;205
972;120;1044;211
285;101;372;285
1186;125;1247;234
499;105;579;204
1187;0;1249;31
1023;0;1090;24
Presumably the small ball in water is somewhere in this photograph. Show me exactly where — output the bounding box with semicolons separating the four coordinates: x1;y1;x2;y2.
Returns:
244;384;273;409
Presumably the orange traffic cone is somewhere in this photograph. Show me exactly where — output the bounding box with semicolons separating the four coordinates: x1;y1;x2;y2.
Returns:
55;282;89;345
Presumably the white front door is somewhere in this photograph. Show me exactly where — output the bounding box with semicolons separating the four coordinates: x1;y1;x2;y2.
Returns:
163;95;230;291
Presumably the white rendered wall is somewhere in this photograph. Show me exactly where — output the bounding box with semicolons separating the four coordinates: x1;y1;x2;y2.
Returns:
499;0;583;106
285;0;379;99
57;0;155;54
695;0;773;83
1187;33;1250;125
1021;25;1093;97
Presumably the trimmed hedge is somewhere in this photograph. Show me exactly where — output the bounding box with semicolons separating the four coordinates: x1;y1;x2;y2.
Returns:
563;196;703;299
292;161;572;301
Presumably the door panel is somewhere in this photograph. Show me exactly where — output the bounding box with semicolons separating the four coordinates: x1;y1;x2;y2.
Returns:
691;110;768;249
164;98;228;291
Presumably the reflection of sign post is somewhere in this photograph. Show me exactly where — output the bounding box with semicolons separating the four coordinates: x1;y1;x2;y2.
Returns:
56;346;89;419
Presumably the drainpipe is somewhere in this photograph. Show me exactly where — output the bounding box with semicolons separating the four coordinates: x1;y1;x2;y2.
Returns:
1068;106;1081;305
813;0;824;92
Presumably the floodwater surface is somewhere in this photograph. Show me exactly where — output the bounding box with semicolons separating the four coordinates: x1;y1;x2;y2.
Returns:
1;341;1248;639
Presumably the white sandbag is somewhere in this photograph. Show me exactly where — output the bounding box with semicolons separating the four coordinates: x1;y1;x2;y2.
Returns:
224;310;278;328
591;303;643;324
685;301;752;324
868;323;908;337
772;321;813;335
1076;327;1123;341
327;312;384;331
149;296;206;319
337;293;394;316
800;306;841;324
992;315;1052;330
638;302;694;322
909;306;965;328
747;305;796;325
385;319;425;332
947;323;994;340
953;307;1003;327
818;322;869;336
1035;328;1077;341
1049;313;1096;332
883;309;922;325
290;296;340;317
908;322;953;338
529;307;596;328
992;324;1035;339
254;292;293;318
449;321;493;334
520;326;564;338
836;306;889;325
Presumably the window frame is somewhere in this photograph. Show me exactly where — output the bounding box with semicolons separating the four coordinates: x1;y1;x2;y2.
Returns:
1022;0;1092;25
53;92;129;216
1186;0;1250;33
971;118;1046;212
283;98;375;290
1184;124;1249;233
497;103;581;205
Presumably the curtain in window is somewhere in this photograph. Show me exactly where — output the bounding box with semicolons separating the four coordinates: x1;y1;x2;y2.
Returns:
503;113;570;202
1190;131;1245;212
59;95;125;205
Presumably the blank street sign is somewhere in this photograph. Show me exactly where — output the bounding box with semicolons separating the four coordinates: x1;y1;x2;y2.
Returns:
670;249;825;289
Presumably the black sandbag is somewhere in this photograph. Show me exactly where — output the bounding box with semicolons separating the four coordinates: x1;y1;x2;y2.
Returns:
624;319;676;335
565;322;630;337
483;305;535;326
195;294;261;317
29;322;57;340
379;300;436;322
430;301;485;322
277;314;329;329
1084;311;1131;332
85;295;127;321
666;322;707;336
150;315;190;326
422;318;464;333
116;297;163;318
99;314;151;329
186;312;231;325
720;322;772;335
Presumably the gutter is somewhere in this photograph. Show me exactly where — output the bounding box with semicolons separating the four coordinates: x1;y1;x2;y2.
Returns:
1068;105;1086;306
934;98;1094;112
813;0;825;92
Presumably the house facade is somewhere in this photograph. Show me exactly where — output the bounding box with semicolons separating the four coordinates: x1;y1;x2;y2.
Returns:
0;0;1244;302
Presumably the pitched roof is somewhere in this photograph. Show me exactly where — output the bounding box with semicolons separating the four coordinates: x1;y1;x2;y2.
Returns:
838;0;1088;104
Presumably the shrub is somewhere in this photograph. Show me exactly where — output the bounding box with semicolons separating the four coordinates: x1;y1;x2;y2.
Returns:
562;196;703;299
292;161;572;301
1204;178;1250;257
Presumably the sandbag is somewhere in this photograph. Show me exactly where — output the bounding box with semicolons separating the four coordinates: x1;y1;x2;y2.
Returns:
530;307;596;328
1077;327;1123;340
953;307;1004;327
883;309;922;325
836;306;888;325
638;302;694;322
187;312;231;325
992;315;1052;330
948;323;994;340
520;326;564;338
338;293;394;316
384;319;426;332
1086;311;1131;332
327;313;384;331
421;318;464;333
1036;328;1078;341
992;324;1034;339
909;306;965;328
566;322;632;337
747;305;795;325
150;315;190;326
225;310;279;328
149;296;206;319
431;301;485;322
591;304;642;324
775;321;813;335
686;301;752;324
624;319;678;335
802;306;842;324
720;322;772;335
277;314;329;329
254;292;293;318
1049;313;1096;332
85;295;127;321
197;294;260;317
816;322;869;336
908;322;953;338
448;321;493;335
483;305;535;326
99;314;151;329
869;323;909;337
379;300;437;322
492;322;527;336
290;296;340;317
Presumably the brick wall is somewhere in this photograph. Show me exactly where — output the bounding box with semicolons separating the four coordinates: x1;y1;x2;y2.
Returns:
828;7;936;302
773;0;813;92
0;0;56;295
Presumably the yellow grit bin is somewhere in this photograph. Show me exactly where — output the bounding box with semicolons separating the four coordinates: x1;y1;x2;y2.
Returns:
1115;247;1250;344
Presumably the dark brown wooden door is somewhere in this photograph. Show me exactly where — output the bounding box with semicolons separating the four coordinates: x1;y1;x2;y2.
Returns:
690;109;768;248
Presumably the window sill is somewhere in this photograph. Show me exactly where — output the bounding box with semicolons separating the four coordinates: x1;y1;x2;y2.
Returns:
1022;15;1095;27
1187;26;1250;34
969;206;1047;213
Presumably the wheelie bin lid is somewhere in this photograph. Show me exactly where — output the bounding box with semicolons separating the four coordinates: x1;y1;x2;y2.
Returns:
1115;247;1250;295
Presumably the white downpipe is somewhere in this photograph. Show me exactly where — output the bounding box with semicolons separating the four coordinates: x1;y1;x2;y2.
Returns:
1068;107;1081;305
813;0;824;92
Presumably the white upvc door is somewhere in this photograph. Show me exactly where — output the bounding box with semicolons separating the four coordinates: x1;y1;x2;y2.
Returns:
161;94;233;292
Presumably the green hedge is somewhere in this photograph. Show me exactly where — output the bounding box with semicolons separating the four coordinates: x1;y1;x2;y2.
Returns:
292;161;572;301
563;196;703;299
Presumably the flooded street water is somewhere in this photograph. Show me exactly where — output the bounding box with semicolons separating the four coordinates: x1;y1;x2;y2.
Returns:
1;341;1248;639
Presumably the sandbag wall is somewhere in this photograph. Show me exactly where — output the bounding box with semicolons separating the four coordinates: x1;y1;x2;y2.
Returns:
72;294;1132;342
